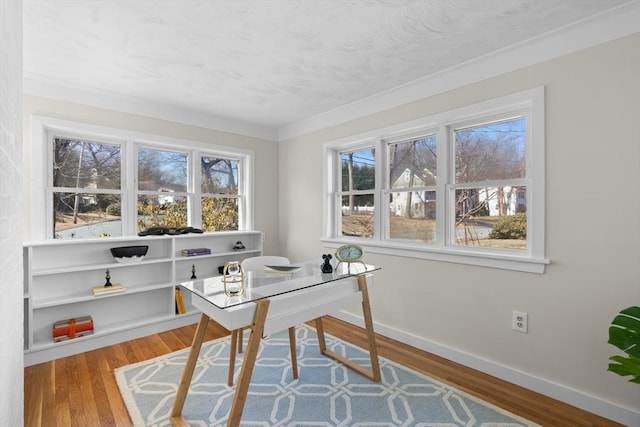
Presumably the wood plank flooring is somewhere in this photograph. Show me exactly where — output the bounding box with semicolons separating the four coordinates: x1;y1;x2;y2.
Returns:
24;316;621;427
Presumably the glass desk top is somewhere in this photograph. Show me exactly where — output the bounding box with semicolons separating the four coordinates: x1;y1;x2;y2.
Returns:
179;262;379;309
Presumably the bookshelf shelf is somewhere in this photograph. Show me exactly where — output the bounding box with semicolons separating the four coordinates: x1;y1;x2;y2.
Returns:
32;282;176;309
174;249;261;261
23;230;263;366
30;311;201;352
31;257;172;276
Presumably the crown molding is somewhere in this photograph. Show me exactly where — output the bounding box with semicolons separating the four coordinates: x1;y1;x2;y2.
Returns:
278;1;640;141
22;73;279;142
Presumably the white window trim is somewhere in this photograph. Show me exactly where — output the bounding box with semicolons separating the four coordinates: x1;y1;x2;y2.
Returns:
30;116;255;241
322;87;549;274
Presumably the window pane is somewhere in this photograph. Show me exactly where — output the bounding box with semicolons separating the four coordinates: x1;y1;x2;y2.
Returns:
454;186;527;249
137;195;188;231
53;192;121;238
454;118;525;183
201;156;239;194
341;194;374;237
53;138;121;189
341;148;375;191
202;197;239;231
389;135;436;189
138;148;187;192
389;190;436;243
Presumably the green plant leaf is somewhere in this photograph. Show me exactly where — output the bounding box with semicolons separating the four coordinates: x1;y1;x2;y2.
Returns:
609;326;640;355
607;306;640;383
621;306;640;318
608;355;640;383
608;306;640;357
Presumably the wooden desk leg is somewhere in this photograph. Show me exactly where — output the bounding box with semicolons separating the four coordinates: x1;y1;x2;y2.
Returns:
170;313;210;427
314;275;381;382
357;274;381;381
227;299;270;427
288;327;299;380
315;317;327;352
228;329;238;386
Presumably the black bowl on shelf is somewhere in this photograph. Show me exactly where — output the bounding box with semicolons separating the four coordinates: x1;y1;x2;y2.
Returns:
110;245;149;262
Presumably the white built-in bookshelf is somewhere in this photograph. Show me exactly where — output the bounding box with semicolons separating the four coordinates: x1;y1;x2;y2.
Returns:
23;231;262;366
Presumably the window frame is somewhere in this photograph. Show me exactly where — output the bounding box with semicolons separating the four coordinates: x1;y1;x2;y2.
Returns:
383;130;439;244
30;116;254;240
49;132;126;239
197;152;245;232
323;87;548;273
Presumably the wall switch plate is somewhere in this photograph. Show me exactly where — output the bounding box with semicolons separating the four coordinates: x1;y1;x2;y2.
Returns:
512;310;528;333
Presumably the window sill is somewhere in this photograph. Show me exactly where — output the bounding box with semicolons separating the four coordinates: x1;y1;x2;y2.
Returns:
321;238;549;274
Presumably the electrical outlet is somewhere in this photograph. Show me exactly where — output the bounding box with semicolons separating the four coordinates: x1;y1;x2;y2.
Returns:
512;310;528;333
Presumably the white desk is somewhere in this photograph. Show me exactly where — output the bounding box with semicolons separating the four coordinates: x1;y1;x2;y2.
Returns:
170;262;381;427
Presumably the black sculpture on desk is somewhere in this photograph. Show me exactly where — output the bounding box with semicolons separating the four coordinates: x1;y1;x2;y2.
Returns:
191;264;197;279
321;254;333;273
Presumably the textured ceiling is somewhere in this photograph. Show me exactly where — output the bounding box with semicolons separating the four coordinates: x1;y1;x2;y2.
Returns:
23;0;632;130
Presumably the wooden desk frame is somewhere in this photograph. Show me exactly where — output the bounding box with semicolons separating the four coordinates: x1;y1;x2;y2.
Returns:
170;274;380;427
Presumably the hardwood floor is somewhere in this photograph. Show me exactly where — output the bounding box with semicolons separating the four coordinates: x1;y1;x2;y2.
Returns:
24;316;621;427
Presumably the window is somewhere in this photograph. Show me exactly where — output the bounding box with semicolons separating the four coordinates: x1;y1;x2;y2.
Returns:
200;156;240;232
451;117;527;250
137;147;189;232
339;147;376;238
324;88;547;273
52;137;122;238
31;117;254;240
387;134;437;243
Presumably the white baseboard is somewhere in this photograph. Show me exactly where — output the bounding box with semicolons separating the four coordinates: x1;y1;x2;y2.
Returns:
333;310;640;427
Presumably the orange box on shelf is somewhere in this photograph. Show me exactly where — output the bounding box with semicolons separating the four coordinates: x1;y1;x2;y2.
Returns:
52;315;94;342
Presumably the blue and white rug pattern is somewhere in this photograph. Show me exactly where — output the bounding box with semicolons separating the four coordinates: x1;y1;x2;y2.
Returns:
115;325;537;426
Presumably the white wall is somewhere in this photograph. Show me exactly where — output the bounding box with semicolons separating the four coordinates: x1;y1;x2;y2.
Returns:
278;34;640;425
0;0;24;424
22;96;281;255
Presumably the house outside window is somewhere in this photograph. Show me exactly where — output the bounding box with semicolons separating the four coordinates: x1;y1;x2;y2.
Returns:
387;134;437;243
451;117;527;250
30;117;254;240
323;87;547;273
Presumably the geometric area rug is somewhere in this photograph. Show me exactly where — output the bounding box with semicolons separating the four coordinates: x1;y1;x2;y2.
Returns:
115;324;539;426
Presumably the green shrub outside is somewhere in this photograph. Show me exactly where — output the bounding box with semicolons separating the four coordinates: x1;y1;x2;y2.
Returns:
106;203;121;216
489;212;526;239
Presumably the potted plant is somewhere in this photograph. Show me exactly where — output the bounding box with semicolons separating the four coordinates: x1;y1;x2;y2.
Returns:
608;306;640;383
